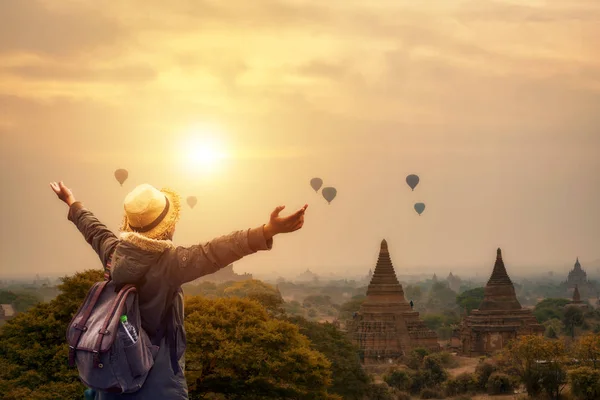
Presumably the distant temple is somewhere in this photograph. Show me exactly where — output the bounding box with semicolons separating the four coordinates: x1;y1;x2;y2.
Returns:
563;258;592;299
346;240;440;364
432;273;438;283
566;285;589;310
296;269;319;283
459;248;544;357
196;264;252;283
447;272;462;293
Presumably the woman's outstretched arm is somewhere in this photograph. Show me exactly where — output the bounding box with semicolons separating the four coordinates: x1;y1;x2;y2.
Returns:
169;204;308;285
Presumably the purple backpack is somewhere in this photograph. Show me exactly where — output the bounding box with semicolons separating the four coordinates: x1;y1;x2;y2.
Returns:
65;254;181;396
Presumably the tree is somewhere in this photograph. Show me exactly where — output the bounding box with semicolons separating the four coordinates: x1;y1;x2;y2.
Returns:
563;306;586;338
338;295;365;320
569;367;600;400
426;282;458;312
499;335;567;399
184;296;335;399
572;333;600;369
534;298;571;323
286;316;371;400
221;279;285;315
0;290;42;313
0;269;103;399
455;287;484;314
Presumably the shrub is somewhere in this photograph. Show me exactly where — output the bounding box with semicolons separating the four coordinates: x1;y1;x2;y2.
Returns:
392;390;412;400
435;351;459;368
486;372;517;395
407;348;430;370
569;367;600;400
474;361;496;390
384;369;413;392
420;388;445;399
452;396;472;400
365;383;395;400
444;373;478;396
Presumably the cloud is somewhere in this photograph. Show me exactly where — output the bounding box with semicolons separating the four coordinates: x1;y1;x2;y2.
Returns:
0;1;127;57
3;63;157;83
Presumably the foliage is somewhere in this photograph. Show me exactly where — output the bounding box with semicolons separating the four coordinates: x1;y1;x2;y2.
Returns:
563;306;586;338
184;296;334;399
534;298;571;323
455;287;485;314
474;361;496;390
0;269;103;399
419;387;445;399
338;296;365;320
544;318;564;338
569;367;600;400
393;391;412;400
499;335;567;398
486;372;517;395
426;282;459;312
221;279;285;315
444;373;478;396
365;383;395;400
0;289;42;313
383;369;413;392
406;348;430;370
422;313;460;340
286;316;370;400
572;333;600;369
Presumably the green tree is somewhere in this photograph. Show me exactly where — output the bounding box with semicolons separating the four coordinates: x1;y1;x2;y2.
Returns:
426;282;458;312
184;296;335;399
0;269;103;399
563;306;586;338
534;298;570;323
455;287;484;314
287;316;371;400
338;295;365;320
0;290;42;313
569;367;600;400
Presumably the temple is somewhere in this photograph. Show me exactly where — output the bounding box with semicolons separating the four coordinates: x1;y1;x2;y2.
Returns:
563;258;593;299
459;248;544;357
566;285;589;310
195;264;252;283
447;272;462;293
346;240;440;364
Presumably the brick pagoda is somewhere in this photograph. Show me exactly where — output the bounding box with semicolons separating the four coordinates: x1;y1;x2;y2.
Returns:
347;240;439;364
459;248;544;357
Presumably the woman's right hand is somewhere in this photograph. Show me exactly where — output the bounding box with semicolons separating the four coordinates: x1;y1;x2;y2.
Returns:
263;204;308;240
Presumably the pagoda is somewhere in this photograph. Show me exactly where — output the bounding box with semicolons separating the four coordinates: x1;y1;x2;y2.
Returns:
347;240;439;364
563;258;593;299
566;285;589;310
459;248;544;357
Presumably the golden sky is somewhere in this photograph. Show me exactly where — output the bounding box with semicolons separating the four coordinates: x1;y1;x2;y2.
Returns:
1;0;599;279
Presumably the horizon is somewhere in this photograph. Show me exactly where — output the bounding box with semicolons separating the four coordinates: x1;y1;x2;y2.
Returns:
1;1;599;279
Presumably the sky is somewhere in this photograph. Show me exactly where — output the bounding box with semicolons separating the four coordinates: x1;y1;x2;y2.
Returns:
1;0;599;280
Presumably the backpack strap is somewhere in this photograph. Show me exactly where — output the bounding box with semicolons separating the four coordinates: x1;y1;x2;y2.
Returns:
68;281;109;367
91;284;135;368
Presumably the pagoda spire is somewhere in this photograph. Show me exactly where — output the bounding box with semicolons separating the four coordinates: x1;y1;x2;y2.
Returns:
574;257;582;271
363;239;410;310
478;248;522;311
487;248;512;286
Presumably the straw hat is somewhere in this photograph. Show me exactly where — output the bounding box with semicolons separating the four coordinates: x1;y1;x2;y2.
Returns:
120;184;181;240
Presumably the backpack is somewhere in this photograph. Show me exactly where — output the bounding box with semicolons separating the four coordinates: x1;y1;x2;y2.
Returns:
66;262;177;394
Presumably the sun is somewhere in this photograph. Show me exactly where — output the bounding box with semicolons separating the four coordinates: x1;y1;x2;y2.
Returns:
182;127;227;171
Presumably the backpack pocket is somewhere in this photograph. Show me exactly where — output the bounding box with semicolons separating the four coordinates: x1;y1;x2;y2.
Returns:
123;331;158;378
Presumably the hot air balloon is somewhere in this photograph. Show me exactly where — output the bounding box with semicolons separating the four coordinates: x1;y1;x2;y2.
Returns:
187;196;197;209
406;174;420;191
310;177;323;192
414;202;425;216
114;169;128;186
322;187;337;204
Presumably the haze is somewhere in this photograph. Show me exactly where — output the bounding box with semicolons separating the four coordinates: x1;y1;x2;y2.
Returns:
1;0;599;280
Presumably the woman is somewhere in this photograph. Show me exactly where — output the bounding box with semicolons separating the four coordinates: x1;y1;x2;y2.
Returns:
51;181;307;399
